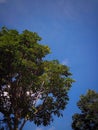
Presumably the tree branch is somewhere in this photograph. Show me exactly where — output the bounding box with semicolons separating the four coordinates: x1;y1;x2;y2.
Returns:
6;116;13;130
19;119;27;130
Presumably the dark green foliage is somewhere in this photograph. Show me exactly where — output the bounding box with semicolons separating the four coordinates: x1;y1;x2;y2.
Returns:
0;27;74;130
72;90;98;130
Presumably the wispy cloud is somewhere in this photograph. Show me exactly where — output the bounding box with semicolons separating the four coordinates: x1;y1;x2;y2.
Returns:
36;128;43;130
62;58;69;65
0;0;7;4
54;0;95;21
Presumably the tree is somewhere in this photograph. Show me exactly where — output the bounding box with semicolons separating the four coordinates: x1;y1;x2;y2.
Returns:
0;27;74;130
72;90;98;130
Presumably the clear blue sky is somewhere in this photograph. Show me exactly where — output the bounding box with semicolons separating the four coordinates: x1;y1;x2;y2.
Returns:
0;0;98;130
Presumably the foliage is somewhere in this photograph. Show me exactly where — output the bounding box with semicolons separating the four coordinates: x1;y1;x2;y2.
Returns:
0;27;74;130
72;90;98;130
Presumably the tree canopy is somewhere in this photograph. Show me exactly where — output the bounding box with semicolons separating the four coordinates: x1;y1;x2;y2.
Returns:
72;89;98;130
0;27;74;130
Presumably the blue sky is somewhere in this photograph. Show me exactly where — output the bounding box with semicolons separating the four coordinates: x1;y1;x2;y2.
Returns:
0;0;98;130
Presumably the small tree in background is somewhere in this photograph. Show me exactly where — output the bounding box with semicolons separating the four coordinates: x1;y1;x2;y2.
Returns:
72;89;98;130
0;27;74;130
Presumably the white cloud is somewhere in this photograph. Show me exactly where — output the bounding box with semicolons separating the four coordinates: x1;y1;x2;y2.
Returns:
36;128;43;130
62;59;69;65
0;0;7;3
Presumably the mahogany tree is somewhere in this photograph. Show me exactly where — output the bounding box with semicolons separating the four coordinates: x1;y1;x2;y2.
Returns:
0;27;74;130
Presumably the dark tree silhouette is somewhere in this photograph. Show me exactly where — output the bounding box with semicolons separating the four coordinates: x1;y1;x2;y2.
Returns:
72;90;98;130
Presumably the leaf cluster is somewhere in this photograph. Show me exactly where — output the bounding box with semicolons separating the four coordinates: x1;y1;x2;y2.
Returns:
72;90;98;130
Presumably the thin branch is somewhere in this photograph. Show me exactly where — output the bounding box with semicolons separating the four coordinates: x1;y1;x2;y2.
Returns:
6;116;13;130
19;119;27;130
29;81;45;106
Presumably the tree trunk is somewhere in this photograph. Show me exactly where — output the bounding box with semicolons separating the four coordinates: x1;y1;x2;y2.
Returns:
6;116;13;130
13;113;19;130
14;121;18;130
14;128;18;130
14;117;27;130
